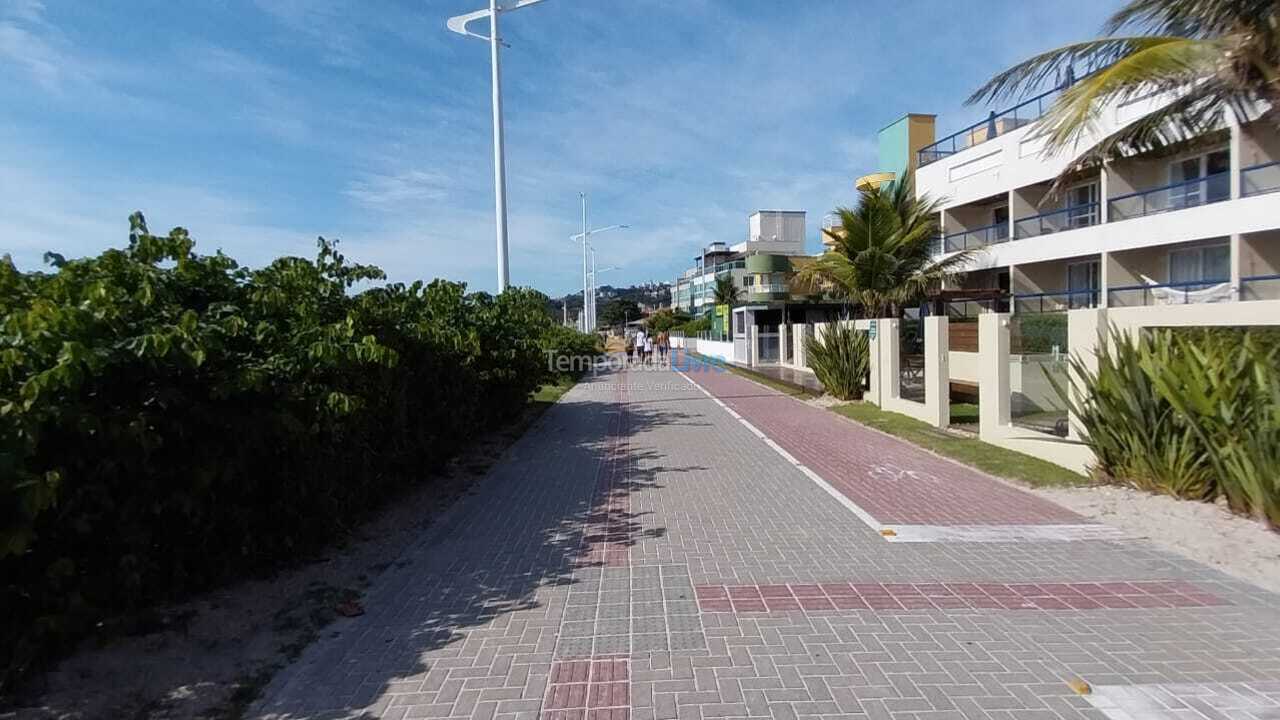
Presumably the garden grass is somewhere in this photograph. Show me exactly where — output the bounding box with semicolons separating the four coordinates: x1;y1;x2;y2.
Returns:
832;402;1088;488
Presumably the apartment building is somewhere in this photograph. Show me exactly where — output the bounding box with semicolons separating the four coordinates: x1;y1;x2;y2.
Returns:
916;80;1280;313
671;210;810;315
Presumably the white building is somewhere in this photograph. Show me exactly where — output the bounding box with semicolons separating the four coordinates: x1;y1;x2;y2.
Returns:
671;211;810;315
915;82;1280;311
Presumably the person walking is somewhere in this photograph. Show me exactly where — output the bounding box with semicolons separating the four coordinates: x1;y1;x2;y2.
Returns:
657;331;669;364
633;328;646;365
644;333;655;366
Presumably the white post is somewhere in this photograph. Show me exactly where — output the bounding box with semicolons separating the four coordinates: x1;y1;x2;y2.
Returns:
924;316;950;428
580;193;589;332
978;313;1010;439
590;249;597;331
489;0;509;293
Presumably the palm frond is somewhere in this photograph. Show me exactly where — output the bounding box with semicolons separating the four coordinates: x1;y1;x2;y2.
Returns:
1032;37;1225;152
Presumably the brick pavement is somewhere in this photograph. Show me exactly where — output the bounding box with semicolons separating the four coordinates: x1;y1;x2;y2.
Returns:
250;361;1280;720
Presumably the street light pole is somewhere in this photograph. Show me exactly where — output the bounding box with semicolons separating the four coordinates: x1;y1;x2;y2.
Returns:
488;0;509;292
447;0;548;293
581;192;589;332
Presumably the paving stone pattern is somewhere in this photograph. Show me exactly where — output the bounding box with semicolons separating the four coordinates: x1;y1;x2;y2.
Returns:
250;362;1280;720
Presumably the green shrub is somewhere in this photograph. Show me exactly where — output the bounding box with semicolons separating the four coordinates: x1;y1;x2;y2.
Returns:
0;214;572;689
1012;313;1068;354
676;317;712;336
1057;326;1280;523
804;322;869;401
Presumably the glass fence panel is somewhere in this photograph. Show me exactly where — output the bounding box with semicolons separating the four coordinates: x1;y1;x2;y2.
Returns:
898;311;926;404
1008;314;1069;438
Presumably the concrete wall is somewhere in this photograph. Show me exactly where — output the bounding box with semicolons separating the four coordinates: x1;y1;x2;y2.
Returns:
1109;236;1229;285
692;339;734;363
1240;121;1280;166
1241;229;1280;277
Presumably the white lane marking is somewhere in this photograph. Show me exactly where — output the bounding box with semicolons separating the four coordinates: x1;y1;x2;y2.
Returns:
1084;682;1280;718
672;366;1134;544
882;524;1131;543
674;367;886;534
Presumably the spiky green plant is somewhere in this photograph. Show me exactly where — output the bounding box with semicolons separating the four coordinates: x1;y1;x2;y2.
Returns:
1054;327;1211;497
1055;326;1280;524
804;321;869;401
1140;329;1280;525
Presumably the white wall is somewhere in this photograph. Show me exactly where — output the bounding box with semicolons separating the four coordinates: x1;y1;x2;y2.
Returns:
954;192;1280;272
693;339;734;363
917;90;1187;209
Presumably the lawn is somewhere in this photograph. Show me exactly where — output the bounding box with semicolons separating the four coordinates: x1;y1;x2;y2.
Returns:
832;401;1088;488
532;375;578;406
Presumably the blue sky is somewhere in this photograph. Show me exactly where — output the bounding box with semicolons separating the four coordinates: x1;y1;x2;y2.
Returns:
0;0;1120;297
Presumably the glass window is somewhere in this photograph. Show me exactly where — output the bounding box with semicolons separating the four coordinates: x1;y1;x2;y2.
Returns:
1169;245;1230;284
1066;183;1099;227
1203;245;1230;280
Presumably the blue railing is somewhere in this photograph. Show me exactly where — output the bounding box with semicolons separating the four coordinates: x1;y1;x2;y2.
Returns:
1241;161;1280;197
918;84;1071;167
1108;172;1230;221
1013;203;1100;239
1012;290;1098;314
942;221;1009;252
1108;278;1232;306
1241;274;1280;301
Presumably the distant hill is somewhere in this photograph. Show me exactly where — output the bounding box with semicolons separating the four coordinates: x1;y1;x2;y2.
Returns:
548;282;671;319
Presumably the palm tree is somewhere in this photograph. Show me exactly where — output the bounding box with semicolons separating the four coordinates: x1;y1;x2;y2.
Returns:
712;274;742;306
968;0;1279;172
797;179;971;318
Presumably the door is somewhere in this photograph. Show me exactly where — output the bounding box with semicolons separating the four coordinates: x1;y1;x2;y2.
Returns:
1169;245;1230;286
1170;149;1230;209
992;206;1010;241
1066;260;1099;308
1066;183;1099;228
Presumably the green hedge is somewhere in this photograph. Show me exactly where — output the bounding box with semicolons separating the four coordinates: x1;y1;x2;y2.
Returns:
0;214;599;689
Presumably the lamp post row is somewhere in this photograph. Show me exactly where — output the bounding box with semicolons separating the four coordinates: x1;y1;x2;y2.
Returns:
447;2;629;328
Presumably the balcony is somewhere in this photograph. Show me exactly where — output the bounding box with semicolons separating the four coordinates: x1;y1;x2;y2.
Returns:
1012;290;1099;314
1108;278;1233;306
1242;274;1280;301
1242;161;1280;197
917;82;1072;167
1013;203;1100;239
942;221;1009;253
1108;172;1230;221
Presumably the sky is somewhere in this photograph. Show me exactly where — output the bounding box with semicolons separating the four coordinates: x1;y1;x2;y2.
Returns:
0;0;1122;297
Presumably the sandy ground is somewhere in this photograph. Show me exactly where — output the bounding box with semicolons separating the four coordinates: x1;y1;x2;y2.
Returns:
1033;484;1280;594
1;401;557;720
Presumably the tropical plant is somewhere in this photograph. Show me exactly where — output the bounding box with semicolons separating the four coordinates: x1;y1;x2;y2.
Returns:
804;321;870;401
1054;326;1280;524
712;275;742;306
799;179;970;318
0;214;595;690
646;307;690;332
968;0;1280;175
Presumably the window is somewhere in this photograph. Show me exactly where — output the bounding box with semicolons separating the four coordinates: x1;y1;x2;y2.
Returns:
1066;182;1099;227
1066;260;1099;308
1169;149;1230;208
1169;245;1230;285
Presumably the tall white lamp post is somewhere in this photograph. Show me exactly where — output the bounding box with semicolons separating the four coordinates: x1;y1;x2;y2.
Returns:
447;0;547;293
588;257;620;330
570;192;627;332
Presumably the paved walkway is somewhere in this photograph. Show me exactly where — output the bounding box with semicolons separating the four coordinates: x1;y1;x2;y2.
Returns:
251;359;1280;720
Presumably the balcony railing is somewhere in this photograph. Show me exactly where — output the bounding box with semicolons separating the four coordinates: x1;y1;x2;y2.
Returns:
1013;203;1100;239
1108;171;1230;221
942;222;1009;252
917;83;1072;167
749;283;790;295
1241;274;1280;301
1108;278;1233;306
1012;290;1099;314
1242;161;1280;197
